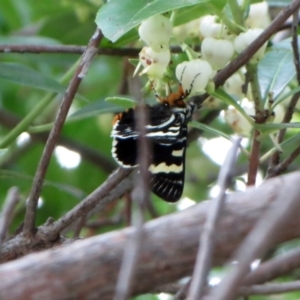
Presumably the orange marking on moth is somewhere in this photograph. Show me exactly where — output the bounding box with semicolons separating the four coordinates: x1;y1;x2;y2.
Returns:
112;113;123;125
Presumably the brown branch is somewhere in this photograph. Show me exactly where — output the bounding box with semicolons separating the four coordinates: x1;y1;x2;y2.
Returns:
244;246;300;285
0;187;19;245
0;44;187;56
23;28;103;236
247;129;261;185
270;144;300;175
188;138;241;299
0;44;140;56
0;167;133;262
208;170;300;300
240;281;300;296
0;172;299;299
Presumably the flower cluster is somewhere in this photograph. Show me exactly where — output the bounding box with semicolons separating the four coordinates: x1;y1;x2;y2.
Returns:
136;1;272;135
137;15;172;79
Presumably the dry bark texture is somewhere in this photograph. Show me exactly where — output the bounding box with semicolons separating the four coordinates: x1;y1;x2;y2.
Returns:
0;172;299;299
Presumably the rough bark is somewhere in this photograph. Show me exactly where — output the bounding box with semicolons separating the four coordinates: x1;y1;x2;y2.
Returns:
0;172;300;300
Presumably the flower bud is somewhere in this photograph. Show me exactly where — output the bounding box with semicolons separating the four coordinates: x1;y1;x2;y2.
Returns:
138;46;170;79
224;99;254;136
246;1;271;29
175;59;213;95
199;15;230;39
139;15;173;52
273;104;285;123
224;72;245;98
201;37;234;70
173;19;200;42
234;29;267;62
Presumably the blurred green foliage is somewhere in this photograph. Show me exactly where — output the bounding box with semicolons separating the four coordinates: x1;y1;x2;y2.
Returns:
0;1;300;299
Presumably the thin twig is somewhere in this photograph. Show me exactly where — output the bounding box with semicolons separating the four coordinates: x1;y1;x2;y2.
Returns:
85;215;123;229
207;169;300;300
173;278;192;300
247;129;261;186
244;246;300;285
113;76;149;300
188;138;242;299
270;144;300;175
22;28;103;237
240;280;300;296
0;187;19;245
39;167;133;241
0;44;140;56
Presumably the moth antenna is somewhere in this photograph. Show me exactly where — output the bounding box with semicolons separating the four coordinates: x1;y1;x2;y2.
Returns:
185;72;201;97
149;79;161;101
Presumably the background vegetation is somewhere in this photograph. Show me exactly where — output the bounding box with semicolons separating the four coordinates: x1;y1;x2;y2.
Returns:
0;0;300;299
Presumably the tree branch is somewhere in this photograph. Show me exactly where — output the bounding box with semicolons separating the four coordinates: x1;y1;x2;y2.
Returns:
23;28;103;236
0;172;299;299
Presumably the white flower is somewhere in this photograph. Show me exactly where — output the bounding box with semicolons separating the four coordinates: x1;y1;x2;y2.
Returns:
246;1;271;29
224;72;245;98
138;46;170;79
273;104;285;123
138;15;173;52
234;29;267;62
224;98;254;136
173;19;200;42
201;37;234;70
199;15;230;39
175;59;213;95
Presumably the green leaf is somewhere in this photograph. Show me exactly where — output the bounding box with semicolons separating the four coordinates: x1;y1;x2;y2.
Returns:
96;0;209;42
0;63;65;93
0;149;8;157
259;38;297;103
106;97;136;109
266;0;291;7
0;36;60;45
68;99;123;121
189;120;232;140
273;85;300;108
0;170;86;200
255;122;300;134
260;131;300;162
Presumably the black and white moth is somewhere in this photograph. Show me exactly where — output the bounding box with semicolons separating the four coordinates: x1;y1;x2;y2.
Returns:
111;86;194;202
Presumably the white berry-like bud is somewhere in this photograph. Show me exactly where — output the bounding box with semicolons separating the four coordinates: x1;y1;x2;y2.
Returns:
199;15;230;39
173;19;200;42
224;98;254;136
224;72;245;98
175;59;213;95
246;1;271;29
138;46;170;79
139;15;173;52
201;37;234;70
273;104;285;123
234;29;267;61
